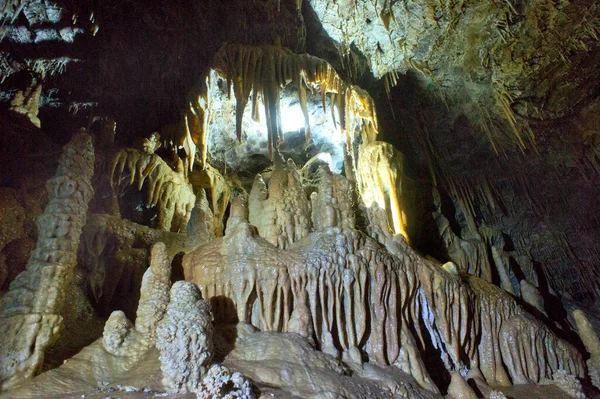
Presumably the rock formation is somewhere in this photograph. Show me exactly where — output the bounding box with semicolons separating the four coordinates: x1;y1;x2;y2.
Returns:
249;155;311;249
573;309;600;390
356;141;411;244
447;372;478;399
0;130;94;390
197;364;254;399
0;29;595;399
156;280;214;394
184;154;585;394
110;147;195;233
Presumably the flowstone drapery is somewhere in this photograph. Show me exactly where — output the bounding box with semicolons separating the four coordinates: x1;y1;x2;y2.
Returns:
183;155;585;394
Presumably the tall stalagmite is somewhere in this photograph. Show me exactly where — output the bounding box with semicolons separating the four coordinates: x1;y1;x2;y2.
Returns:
0;131;95;389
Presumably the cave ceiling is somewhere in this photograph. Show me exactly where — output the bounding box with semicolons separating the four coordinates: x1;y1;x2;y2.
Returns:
0;0;599;305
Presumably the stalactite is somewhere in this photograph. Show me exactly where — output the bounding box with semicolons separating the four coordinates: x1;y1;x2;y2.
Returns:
169;44;379;166
110;148;196;233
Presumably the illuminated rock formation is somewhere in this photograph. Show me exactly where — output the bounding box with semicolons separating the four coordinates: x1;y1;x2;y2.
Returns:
184;160;585;393
0;131;94;390
224;328;439;399
9;77;42;128
356;141;411;244
249;155;311;249
189;165;231;237
309;164;356;232
156;281;214;394
134;242;172;346
78;213;196;315
110;147;195;233
102;241;172;361
0;36;593;399
447;372;478;399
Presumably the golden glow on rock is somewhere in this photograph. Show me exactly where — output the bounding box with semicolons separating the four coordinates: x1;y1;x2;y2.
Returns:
356;142;410;243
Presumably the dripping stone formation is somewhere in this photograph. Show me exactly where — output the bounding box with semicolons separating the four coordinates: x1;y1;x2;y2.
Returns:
1;1;600;399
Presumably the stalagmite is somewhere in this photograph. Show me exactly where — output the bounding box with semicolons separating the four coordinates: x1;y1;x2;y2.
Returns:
187;188;216;242
110;147;196;233
520;279;545;314
573;309;600;389
310;165;356;231
184;162;584;393
156;281;214;394
102;242;173;361
189;165;230;237
248;155;310;249
197;364;254;399
0;131;94;390
491;246;515;295
134;242;172;346
447;372;478;399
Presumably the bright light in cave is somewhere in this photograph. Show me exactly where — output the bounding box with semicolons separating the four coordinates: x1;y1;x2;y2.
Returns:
280;101;305;133
207;77;346;174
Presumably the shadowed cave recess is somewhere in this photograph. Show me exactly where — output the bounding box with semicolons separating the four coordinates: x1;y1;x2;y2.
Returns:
0;0;600;398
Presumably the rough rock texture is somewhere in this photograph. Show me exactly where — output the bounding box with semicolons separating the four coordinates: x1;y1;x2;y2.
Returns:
1;241;174;397
309;0;600;127
432;188;492;282
101;242;173;362
499;312;583;384
79;213;196;317
111;148;196;233
310;165;356;232
156;281;214;394
9;78;42;128
189;165;231;237
197;363;254;399
520;279;546;314
188;188;216;243
224;328;440;399
0;131;94;390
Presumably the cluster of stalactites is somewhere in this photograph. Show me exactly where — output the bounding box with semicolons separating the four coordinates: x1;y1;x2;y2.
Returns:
170;43;380;169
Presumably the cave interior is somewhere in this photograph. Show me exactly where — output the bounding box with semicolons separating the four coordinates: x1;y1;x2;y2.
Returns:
0;0;600;398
